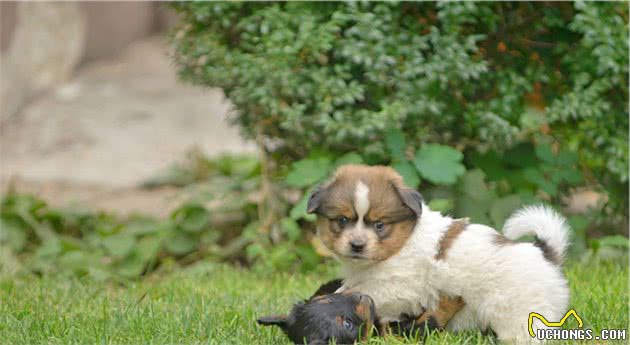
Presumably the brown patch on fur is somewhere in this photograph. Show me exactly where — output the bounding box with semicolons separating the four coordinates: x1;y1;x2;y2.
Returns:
493;233;515;246
354;301;370;320
534;238;561;265
435;219;468;261
354;299;374;339
494;233;560;265
316;217;336;242
355;304;371;328
416;294;465;328
335;315;343;325
373;219;416;260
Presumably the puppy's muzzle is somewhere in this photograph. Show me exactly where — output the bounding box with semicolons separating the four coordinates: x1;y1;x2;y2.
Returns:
350;239;366;253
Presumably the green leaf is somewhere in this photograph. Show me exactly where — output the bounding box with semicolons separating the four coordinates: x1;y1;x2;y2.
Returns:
524;168;558;196
489;195;522;228
174;204;210;233
535;144;554;163
280;218;301;242
116;254;146;278
559;169;583;184
385;127;407;160
286;157;332;187
556;150;578;166
164;233;197;255
87;267;111;282
59;251;89;272
126;219;161;236
102;233;136;258
0;219;27;251
503;144;538;169
136;236;162;263
458;169;493;201
34;238;61;259
428;199;453;213
469;150;508;181
392;160;420;188
333;152;363;167
455;195;492;225
246;243;264;261
413;144;466;185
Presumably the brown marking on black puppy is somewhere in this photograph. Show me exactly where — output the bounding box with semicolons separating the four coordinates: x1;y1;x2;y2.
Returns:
335;315;343;325
534;237;561;265
493;233;515;246
435;219;469;260
355;299;372;323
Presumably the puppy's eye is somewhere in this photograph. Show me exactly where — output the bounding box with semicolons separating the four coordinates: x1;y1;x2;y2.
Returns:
373;221;385;232
337;216;349;227
342;318;353;330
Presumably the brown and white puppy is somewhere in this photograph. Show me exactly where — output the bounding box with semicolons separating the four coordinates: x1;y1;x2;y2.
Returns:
307;165;423;264
307;164;570;342
307;165;430;321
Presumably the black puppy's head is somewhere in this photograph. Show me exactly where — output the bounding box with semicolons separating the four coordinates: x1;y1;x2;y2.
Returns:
258;292;376;344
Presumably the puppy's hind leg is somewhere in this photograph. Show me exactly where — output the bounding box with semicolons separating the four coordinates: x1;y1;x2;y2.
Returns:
389;294;466;338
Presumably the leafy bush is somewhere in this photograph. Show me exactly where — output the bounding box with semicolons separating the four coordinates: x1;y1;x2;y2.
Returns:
171;2;627;220
172;2;626;177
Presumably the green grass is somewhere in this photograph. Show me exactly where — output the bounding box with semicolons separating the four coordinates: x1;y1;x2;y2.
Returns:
0;257;627;345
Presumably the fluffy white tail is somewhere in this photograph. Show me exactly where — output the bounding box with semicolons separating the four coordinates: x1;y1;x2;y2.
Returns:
503;205;570;264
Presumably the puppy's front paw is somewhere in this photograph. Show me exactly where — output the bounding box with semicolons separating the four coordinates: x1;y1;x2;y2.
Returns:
439;295;466;315
388;313;426;337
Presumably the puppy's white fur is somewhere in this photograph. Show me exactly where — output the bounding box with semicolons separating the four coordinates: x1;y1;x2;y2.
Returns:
338;199;570;342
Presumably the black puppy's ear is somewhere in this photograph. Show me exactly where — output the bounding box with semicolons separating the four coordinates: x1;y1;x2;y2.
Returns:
396;187;424;217
309;278;343;299
257;315;289;331
306;185;325;214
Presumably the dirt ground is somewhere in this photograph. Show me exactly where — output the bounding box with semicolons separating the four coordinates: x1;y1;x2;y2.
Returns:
0;37;255;217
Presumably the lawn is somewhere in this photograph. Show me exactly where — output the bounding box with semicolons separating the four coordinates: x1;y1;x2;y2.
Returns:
1;257;627;345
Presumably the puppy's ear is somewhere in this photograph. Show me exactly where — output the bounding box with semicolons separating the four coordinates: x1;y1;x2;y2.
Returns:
309;278;343;299
396;187;423;217
306;185;325;214
257;315;289;331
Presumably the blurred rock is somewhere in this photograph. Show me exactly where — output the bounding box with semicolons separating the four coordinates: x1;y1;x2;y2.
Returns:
564;189;608;214
80;1;155;62
1;2;85;121
0;36;255;215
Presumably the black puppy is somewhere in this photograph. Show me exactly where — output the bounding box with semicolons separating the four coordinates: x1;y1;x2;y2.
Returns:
258;279;373;344
258;279;464;344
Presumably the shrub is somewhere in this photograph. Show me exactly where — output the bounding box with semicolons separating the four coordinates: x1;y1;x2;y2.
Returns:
171;2;627;224
172;3;625;167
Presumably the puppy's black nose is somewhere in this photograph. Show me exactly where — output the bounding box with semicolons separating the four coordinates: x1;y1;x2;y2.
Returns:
350;240;365;253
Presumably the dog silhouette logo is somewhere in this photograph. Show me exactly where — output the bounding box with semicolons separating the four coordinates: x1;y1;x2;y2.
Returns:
528;309;583;337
